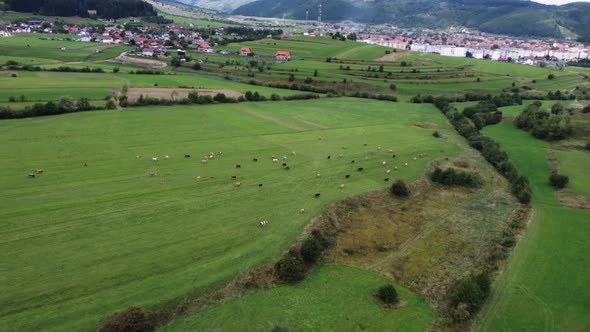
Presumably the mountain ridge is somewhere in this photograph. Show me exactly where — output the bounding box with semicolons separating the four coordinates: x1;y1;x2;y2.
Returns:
229;0;590;40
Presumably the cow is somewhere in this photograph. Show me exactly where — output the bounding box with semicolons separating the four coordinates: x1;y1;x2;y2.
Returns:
36;169;44;174
300;208;305;214
392;154;397;158
136;155;142;159
282;163;287;167
351;160;355;164
345;174;350;178
314;193;321;198
148;171;157;177
282;156;288;161
152;157;158;162
384;178;390;182
382;161;387;165
260;220;268;227
201;159;208;164
231;175;237;179
253;158;258;162
386;170;391;174
292;151;297;156
358;167;364;171
327;155;331;160
316;173;321;178
272;158;279;163
28;173;35;178
404;163;409;167
235;164;241;169
165;155;170;160
339;184;345;189
235;182;241;187
377;146;382;150
258;183;263;187
185;154;191;158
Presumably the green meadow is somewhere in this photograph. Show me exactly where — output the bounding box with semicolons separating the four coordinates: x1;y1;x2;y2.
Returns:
477;122;590;332
162;265;433;332
0;98;459;331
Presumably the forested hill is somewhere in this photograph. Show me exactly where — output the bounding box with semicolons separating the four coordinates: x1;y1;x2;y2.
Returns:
6;0;156;19
232;0;590;40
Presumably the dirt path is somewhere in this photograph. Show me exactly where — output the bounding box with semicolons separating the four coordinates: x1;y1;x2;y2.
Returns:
109;52;168;69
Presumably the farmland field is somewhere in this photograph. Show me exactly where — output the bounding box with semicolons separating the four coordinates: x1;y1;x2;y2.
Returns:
477;122;590;332
0;98;459;331
162;265;433;331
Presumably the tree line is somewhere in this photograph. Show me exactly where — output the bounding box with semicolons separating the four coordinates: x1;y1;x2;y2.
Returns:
7;0;156;19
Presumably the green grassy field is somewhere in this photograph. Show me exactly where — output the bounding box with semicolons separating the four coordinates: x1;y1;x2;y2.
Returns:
218;37;389;60
555;149;590;197
0;34;130;62
476;122;590;332
0;71;124;102
0;98;459;331
162;265;433;331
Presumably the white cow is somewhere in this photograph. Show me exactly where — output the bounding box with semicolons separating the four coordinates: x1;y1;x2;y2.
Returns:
260;220;269;227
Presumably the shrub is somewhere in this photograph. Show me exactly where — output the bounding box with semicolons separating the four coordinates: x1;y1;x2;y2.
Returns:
270;94;281;101
390;179;410;197
270;326;289;332
113;67;120;73
376;285;398;305
582;105;590;113
389;83;396;90
300;237;323;263
8;96;16;102
192;63;201;70
432;131;441;138
106;98;117;110
548;74;555;80
98;305;154;332
549;173;569;189
585;142;590;150
449;277;485;313
430;167;482;188
274;255;306;283
11;73;17;78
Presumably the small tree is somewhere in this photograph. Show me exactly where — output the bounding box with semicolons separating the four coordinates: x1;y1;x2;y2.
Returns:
300;237;322;263
389;83;396;90
432;131;441;138
585;142;590;151
390;179;410;197
548;74;555;80
98;305;154;332
113;67;120;73
549;173;569;189
106;98;117;110
313;69;318;77
376;285;398;305
171;57;182;68
192;63;201;70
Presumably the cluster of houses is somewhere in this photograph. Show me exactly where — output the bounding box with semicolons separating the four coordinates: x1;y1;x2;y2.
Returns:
361;32;590;64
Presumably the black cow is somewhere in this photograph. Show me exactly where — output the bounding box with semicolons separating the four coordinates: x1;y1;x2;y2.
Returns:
184;154;191;158
314;193;321;198
357;167;364;171
345;174;350;178
384;178;390;182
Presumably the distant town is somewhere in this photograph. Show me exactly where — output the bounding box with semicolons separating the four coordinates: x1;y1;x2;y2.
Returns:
1;17;589;67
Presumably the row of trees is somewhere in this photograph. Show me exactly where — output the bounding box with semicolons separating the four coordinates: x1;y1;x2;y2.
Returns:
433;97;532;204
0;97;104;119
8;0;156;19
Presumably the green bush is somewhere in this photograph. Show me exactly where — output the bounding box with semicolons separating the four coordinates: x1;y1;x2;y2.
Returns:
98;305;154;332
274;255;306;283
300;237;323;263
390;179;410;197
430;167;482;188
376;285;398;305
585;142;590;150
549;173;569;189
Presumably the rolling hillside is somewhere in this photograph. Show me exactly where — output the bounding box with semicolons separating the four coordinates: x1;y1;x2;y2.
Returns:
231;0;590;40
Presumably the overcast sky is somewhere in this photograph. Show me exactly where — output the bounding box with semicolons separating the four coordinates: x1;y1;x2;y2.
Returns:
532;0;590;4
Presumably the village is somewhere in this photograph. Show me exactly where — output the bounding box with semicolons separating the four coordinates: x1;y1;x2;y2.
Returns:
1;17;589;66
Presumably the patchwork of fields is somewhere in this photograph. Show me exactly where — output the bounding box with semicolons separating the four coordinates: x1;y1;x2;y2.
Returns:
1;27;590;332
